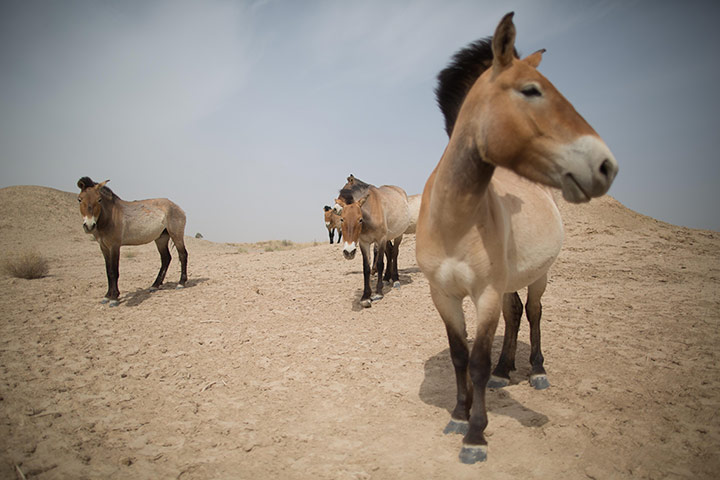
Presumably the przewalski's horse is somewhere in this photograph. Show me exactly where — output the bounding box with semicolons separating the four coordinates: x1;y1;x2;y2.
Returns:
415;13;618;464
77;177;189;306
323;205;342;244
336;184;410;308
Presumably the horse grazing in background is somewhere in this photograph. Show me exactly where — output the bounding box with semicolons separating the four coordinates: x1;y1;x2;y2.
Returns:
77;177;189;306
323;205;342;244
335;182;410;308
415;12;618;464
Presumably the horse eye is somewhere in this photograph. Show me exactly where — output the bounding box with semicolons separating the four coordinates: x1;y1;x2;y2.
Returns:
97;197;102;203
340;218;344;223
77;197;81;203
358;218;363;223
521;85;542;98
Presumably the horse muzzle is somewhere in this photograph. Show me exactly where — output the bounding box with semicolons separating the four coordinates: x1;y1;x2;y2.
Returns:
555;135;619;203
343;242;357;260
82;217;97;233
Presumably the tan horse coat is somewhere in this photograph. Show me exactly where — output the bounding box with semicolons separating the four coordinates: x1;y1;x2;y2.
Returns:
415;12;617;464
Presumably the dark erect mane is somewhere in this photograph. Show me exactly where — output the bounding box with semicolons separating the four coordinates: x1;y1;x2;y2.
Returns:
338;188;359;205
435;37;519;137
76;176;118;201
339;174;373;204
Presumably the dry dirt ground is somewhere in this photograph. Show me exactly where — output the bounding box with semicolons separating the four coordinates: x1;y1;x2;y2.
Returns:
1;185;719;479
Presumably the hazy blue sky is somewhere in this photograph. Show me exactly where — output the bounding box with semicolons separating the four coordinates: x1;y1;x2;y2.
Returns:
1;0;718;242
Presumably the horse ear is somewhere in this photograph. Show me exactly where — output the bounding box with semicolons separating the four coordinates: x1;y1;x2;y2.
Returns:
523;49;545;68
333;198;345;214
347;174;355;184
492;12;516;71
324;205;331;212
356;196;368;208
97;179;110;189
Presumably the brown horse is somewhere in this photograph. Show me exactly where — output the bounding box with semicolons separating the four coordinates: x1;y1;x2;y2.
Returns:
336;183;410;308
415;13;618;464
323;205;342;244
77;177;188;306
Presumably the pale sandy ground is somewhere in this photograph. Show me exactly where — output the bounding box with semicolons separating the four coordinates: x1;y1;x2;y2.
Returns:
1;185;719;479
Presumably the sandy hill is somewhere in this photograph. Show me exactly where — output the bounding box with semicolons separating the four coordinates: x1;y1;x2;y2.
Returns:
0;185;719;479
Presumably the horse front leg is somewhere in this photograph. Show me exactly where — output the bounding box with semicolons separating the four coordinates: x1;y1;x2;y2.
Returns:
372;241;385;302
430;287;471;435
328;228;334;244
489;292;523;388
359;243;373;308
527;275;549;389
101;244;120;307
460;289;502;464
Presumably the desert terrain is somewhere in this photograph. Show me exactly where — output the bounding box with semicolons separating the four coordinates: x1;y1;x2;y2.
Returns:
1;185;719;479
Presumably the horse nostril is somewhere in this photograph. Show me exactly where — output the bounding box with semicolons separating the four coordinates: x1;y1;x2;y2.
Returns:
599;159;613;180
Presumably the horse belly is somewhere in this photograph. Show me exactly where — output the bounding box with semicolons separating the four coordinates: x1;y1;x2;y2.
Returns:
121;209;167;245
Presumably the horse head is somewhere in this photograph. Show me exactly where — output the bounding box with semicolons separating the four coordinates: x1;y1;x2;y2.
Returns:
77;177;111;233
338;196;366;260
446;12;618;202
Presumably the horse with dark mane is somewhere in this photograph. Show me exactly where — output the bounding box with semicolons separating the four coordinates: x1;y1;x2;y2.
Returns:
415;13;618;463
335;178;410;308
77;177;188;306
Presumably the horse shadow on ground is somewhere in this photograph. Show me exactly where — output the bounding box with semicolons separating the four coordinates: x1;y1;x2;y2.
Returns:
348;273;418;311
121;277;209;307
419;337;549;428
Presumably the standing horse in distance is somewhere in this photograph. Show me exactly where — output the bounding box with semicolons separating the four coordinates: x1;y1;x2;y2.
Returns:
77;177;189;306
415;12;618;464
323;205;342;244
335;182;410;308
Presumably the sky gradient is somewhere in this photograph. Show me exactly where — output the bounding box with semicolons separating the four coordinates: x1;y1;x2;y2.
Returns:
1;0;719;242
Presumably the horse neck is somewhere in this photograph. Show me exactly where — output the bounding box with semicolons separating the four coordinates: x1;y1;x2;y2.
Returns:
97;197;120;231
360;189;383;241
429;131;496;229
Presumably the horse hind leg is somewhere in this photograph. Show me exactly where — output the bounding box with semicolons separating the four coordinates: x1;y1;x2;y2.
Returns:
527;274;549;390
390;235;402;288
489;292;523;388
152;231;172;290
171;233;188;288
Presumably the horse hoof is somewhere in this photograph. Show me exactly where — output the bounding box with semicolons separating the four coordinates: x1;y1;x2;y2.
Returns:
360;299;372;308
100;297;110;304
149;286;159;292
108;300;119;307
371;294;383;302
443;419;469;435
393;281;401;289
488;375;510;389
530;374;550;390
459;445;488;464
176;284;185;290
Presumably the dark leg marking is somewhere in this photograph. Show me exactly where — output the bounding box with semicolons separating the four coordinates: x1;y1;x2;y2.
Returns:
489;292;523;388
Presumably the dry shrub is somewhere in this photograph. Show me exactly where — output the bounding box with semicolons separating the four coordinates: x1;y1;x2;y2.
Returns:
2;251;49;279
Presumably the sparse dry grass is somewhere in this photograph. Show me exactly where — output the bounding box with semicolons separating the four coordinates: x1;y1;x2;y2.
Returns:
224;240;319;254
2;251;49;279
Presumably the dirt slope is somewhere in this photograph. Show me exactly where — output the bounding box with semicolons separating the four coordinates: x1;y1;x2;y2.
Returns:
0;185;719;479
